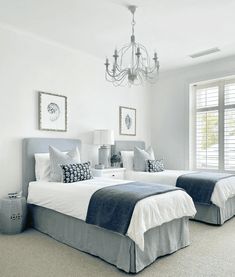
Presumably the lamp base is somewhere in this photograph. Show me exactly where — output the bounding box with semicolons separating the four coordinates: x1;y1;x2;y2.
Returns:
98;145;111;168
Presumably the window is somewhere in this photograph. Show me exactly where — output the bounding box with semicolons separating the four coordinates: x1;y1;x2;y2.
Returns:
190;77;235;172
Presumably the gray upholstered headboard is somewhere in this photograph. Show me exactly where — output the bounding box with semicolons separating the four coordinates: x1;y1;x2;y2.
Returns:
111;140;145;156
22;138;81;198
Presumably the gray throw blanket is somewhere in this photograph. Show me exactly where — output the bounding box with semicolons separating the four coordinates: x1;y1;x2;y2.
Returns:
86;182;181;235
176;172;234;205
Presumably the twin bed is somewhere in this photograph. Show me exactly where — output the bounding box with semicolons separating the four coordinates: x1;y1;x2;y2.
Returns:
23;138;195;273
22;138;235;273
112;140;235;225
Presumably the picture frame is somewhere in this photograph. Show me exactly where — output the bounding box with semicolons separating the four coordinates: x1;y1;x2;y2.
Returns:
39;91;67;132
119;106;136;136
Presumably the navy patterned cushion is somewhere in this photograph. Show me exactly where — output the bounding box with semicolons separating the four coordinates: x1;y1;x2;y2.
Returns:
60;162;93;183
146;159;164;172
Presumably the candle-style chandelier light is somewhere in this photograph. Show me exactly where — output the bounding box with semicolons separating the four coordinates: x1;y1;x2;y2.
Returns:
104;5;160;86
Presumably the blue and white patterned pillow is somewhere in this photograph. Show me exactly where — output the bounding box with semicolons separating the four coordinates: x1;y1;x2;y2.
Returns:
60;162;93;183
146;159;164;172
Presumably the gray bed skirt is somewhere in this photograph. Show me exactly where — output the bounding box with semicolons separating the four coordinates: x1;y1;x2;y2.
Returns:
29;205;190;273
194;196;235;225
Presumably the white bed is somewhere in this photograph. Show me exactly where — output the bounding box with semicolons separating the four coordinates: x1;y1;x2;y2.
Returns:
27;177;196;251
23;138;196;273
125;169;235;209
112;140;235;225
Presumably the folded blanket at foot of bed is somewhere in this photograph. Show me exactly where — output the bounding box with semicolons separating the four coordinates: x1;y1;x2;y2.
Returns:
176;172;234;205
86;182;181;235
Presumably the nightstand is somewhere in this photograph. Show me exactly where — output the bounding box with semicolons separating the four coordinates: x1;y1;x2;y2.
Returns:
0;197;27;234
92;167;126;180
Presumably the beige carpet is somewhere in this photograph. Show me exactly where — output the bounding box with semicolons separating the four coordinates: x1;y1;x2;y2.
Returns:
0;219;235;277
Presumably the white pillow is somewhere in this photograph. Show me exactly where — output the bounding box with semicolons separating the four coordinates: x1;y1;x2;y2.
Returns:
49;146;81;182
35;148;80;181
134;146;155;171
120;151;134;170
34;153;50;181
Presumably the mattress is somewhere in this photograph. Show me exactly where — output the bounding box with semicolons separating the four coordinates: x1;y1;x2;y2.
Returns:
125;170;235;208
27;177;196;251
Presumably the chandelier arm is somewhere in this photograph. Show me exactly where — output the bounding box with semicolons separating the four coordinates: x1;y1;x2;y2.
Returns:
141;69;158;83
105;66;129;78
105;76;116;83
134;57;141;73
114;60;126;73
113;76;128;87
106;69;129;82
138;54;158;74
137;55;150;70
112;74;128;86
111;68;130;80
111;43;131;72
115;71;130;82
139;67;155;78
138;45;150;64
105;68;116;78
145;64;158;74
146;73;158;84
118;43;131;55
112;63;122;74
105;73;118;83
119;44;132;68
137;71;144;84
139;59;147;69
105;72;127;84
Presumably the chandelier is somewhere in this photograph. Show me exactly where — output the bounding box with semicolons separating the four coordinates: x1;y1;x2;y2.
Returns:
104;5;160;86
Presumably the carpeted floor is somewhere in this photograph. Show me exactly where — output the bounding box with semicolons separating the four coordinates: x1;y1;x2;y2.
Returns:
0;219;235;277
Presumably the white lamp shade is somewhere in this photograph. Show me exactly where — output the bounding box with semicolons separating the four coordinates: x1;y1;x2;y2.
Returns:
93;129;114;145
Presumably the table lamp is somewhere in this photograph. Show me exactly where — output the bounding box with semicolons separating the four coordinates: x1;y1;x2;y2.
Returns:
93;129;114;168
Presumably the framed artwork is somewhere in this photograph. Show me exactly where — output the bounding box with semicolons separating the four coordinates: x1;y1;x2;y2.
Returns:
39;91;67;132
119;106;136;136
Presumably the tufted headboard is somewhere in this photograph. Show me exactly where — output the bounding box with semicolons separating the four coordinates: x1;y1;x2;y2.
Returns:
22;138;81;198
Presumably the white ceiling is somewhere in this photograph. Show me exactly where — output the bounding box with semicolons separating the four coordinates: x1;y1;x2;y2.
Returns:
0;0;235;71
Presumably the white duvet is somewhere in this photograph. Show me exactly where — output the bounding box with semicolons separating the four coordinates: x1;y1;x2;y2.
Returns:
126;170;235;209
27;177;196;251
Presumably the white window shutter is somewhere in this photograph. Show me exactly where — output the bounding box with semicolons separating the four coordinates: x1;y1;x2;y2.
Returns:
195;86;219;169
191;78;235;172
224;83;235;171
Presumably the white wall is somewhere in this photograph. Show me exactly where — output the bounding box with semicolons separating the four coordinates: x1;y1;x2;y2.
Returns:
151;55;235;170
0;25;152;197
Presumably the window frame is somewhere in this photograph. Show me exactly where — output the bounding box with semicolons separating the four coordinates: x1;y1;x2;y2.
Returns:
190;77;235;173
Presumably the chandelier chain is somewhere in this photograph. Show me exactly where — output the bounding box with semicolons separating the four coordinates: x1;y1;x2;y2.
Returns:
131;12;136;36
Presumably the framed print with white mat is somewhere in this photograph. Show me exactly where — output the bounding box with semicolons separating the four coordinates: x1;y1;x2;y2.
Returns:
119;106;136;136
39;91;67;132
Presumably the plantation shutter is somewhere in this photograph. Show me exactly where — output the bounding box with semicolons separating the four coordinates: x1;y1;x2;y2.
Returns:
224;82;235;171
191;77;235;172
195;85;219;169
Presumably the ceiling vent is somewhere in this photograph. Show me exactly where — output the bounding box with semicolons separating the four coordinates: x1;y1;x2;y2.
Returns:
189;47;220;58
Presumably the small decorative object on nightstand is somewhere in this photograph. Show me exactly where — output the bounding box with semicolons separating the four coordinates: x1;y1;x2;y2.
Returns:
92;167;126;180
110;154;121;168
0;196;27;234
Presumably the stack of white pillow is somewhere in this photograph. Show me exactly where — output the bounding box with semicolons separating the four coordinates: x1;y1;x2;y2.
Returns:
34;146;81;182
121;146;155;171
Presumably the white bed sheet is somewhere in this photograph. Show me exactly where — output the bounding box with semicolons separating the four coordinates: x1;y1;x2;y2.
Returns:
27;177;196;251
125;170;235;209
